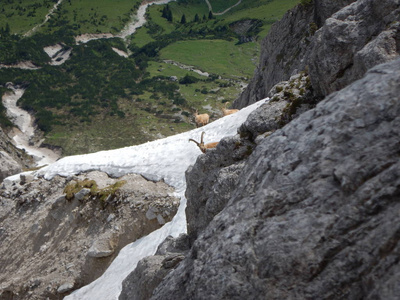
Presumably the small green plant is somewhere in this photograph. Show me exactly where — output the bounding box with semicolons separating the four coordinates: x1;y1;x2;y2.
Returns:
271;96;280;102
309;22;318;35
64;179;97;201
275;86;283;93
245;145;253;156
284;90;295;101
97;181;127;205
305;76;312;89
300;0;313;6
64;179;126;207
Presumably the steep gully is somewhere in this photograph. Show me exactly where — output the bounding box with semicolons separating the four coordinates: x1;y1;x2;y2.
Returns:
1;85;60;166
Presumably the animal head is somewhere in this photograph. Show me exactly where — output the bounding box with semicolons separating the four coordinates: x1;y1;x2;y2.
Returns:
221;101;239;116
189;132;218;153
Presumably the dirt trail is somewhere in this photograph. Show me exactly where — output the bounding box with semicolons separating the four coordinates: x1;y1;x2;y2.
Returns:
75;0;177;44
24;0;65;37
163;60;210;77
205;0;242;16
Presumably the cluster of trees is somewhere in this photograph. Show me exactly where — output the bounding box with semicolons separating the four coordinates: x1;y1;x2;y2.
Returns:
161;4;173;22
0;23;11;36
0;31;196;133
179;74;199;84
0;39;143;131
0;0;58;20
0;27;52;65
162;4;214;25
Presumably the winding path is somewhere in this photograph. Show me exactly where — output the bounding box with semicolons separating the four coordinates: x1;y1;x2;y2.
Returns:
163;60;210;77
205;0;242;16
75;0;177;44
24;0;65;37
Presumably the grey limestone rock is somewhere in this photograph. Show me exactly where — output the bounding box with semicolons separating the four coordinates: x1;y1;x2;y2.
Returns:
119;234;190;300
309;0;400;97
87;236;116;258
19;173;34;185
234;0;356;109
150;59;400;300
74;187;91;201
57;281;75;294
0;127;34;182
238;100;288;140
0;151;22;182
185;134;255;243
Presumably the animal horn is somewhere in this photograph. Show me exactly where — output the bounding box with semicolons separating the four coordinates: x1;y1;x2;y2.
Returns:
189;138;200;146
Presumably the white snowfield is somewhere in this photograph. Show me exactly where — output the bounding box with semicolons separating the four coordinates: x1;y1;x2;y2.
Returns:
30;99;266;299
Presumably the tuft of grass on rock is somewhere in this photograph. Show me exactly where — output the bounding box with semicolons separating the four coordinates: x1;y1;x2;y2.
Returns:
64;179;126;207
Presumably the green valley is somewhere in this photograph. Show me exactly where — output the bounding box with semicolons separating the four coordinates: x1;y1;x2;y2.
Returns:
0;0;298;155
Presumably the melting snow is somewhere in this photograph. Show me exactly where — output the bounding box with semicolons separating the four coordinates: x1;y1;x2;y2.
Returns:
29;99;266;299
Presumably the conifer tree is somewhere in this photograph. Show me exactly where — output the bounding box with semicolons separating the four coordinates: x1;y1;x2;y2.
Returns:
162;5;173;22
194;13;200;23
167;9;173;22
181;14;186;24
161;6;168;18
5;23;10;35
208;11;213;19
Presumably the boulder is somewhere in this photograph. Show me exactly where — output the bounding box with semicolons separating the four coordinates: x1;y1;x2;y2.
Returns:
119;234;190;300
0;151;22;182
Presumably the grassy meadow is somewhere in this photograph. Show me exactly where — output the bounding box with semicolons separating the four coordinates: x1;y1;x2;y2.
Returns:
0;0;53;35
159;39;259;79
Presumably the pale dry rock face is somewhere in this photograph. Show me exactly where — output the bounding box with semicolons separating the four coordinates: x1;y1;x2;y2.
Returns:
0;128;33;182
0;151;22;182
0;171;179;299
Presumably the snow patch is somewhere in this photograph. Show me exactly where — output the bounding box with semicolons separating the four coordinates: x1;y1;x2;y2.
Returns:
44;44;72;66
31;99;267;300
112;47;129;58
0;61;40;70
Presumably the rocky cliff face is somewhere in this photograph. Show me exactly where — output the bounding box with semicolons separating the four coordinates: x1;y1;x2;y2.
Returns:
309;0;400;97
0;128;33;182
0;171;179;299
120;0;400;299
234;0;400;108
151;54;400;300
